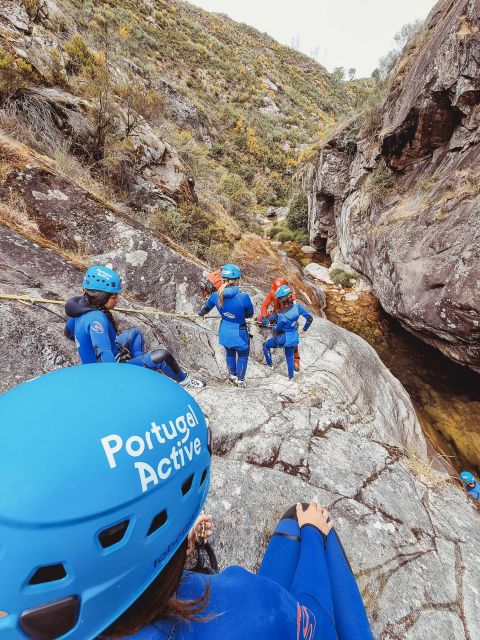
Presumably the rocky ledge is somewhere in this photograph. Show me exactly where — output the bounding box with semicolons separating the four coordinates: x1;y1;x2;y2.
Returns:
307;0;480;372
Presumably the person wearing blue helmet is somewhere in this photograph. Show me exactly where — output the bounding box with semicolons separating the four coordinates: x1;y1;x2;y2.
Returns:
263;284;313;379
65;265;205;388
460;471;480;501
198;263;254;388
0;365;374;640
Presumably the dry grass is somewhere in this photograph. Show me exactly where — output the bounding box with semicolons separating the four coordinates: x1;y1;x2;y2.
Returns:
439;169;480;205
403;451;454;489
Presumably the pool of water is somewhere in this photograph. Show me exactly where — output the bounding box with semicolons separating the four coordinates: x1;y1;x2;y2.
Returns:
284;243;480;474
324;290;480;475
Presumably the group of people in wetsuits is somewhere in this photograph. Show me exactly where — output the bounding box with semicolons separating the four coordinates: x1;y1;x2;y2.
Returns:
0;261;376;640
198;264;313;386
64;262;313;388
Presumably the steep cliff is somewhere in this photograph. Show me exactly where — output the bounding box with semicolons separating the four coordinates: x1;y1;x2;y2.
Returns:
308;0;480;372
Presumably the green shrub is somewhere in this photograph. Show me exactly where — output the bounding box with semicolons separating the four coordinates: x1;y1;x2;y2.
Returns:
330;268;356;287
364;164;398;206
63;35;94;74
275;228;296;242
268;221;308;244
151;203;238;261
218;172;255;210
287;190;308;231
0;51;38;103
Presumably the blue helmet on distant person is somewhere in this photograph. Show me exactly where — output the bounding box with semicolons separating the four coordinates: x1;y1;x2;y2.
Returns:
220;263;241;280
460;471;475;484
82;265;122;293
275;284;292;299
0;365;211;639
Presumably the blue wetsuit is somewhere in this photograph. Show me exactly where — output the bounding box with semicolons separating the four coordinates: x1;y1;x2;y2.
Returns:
199;286;254;381
64;296;187;382
263;302;313;378
128;510;373;640
465;480;480;501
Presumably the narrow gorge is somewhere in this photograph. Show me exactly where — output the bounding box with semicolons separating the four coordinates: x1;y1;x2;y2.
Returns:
0;1;479;638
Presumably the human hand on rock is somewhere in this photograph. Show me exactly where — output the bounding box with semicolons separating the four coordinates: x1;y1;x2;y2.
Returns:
296;501;333;536
187;513;213;555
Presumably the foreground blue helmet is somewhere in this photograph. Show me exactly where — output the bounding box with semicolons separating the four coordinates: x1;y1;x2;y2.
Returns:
0;365;211;640
82;265;122;293
275;284;292;299
460;471;475;484
220;263;241;280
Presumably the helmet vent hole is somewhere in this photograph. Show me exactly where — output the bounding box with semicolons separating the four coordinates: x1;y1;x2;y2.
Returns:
20;596;79;640
147;509;167;536
181;474;194;496
98;519;129;548
29;564;67;585
200;468;208;486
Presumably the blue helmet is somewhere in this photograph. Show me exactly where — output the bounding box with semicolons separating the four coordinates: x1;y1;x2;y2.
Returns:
220;263;241;280
0;365;211;639
82;265;122;293
460;471;475;484
275;284;292;299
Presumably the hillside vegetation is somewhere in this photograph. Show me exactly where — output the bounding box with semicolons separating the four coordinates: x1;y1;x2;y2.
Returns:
0;0;363;262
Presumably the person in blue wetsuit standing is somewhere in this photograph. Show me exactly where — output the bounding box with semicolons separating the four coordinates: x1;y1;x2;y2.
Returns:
460;471;480;501
65;264;205;388
263;284;313;379
0;365;374;640
198;263;253;388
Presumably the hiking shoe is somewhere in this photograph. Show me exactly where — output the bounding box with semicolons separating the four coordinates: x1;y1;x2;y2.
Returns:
235;379;247;388
180;376;206;389
228;374;238;385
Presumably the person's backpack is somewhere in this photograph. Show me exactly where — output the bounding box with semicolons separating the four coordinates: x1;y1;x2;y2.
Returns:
201;269;223;298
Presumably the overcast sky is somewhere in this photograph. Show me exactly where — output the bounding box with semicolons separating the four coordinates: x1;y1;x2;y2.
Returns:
189;0;438;77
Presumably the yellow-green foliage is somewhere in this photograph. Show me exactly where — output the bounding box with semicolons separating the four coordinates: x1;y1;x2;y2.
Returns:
151;203;241;262
218;173;255;209
65;0;357;207
0;51;38;102
63;34;94;73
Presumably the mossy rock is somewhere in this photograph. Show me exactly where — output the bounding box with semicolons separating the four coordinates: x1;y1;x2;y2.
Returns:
330;268;357;287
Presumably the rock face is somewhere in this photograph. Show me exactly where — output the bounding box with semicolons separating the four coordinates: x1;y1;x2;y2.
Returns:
0;140;479;639
308;0;480;372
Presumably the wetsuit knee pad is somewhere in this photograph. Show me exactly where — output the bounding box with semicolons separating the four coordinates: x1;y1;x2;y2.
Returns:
149;349;181;374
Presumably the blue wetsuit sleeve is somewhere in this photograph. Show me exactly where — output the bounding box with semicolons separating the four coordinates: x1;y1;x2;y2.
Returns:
64;318;75;340
199;292;216;316
242;293;254;318
290;525;336;639
88;317;116;363
299;305;313;331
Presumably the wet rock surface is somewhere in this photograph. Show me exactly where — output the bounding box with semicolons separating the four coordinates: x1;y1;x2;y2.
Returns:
308;0;480;372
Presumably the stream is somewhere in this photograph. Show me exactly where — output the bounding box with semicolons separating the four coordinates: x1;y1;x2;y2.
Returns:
294;248;480;476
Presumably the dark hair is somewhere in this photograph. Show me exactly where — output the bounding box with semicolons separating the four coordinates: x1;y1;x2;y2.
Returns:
100;538;210;638
83;290;118;333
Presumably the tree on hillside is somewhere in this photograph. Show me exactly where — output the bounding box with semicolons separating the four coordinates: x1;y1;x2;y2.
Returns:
371;20;424;82
116;80;164;136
